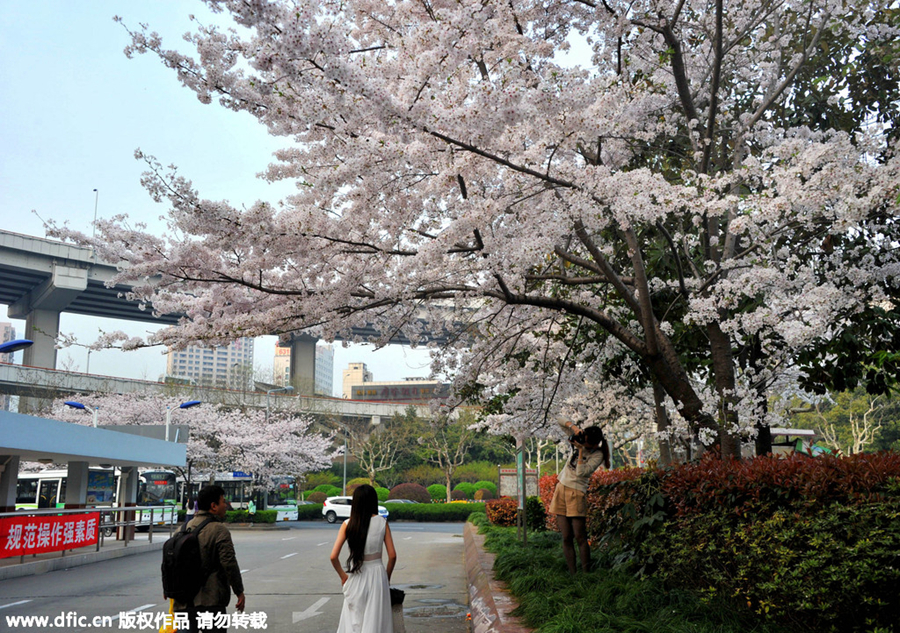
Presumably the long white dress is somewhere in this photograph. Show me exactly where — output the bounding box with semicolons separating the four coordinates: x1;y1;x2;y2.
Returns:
337;515;393;633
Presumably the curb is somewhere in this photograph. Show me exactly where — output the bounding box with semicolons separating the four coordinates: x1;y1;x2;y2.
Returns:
463;522;532;633
0;541;163;581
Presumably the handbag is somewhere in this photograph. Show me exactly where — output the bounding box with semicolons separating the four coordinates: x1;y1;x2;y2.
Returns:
390;587;405;606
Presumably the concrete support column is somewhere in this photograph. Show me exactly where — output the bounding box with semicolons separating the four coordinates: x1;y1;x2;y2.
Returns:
117;466;138;540
22;309;60;370
289;333;318;396
0;455;21;513
65;461;90;509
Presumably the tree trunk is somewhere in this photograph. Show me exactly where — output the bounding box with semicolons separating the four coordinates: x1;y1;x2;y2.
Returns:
653;380;674;466
708;321;742;459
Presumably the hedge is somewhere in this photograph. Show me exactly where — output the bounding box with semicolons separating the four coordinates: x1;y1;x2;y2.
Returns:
224;510;277;524
538;452;900;632
381;502;486;522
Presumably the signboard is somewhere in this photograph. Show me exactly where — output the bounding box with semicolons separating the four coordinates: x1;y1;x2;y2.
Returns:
86;471;116;504
498;468;538;498
1;512;100;559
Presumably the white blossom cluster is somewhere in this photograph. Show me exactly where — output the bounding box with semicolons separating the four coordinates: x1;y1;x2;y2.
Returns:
48;0;900;454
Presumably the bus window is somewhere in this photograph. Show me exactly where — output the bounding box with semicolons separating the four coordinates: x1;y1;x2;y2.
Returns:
139;471;178;505
16;479;37;506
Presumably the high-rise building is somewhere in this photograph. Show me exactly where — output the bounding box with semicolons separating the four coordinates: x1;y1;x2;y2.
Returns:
165;338;255;389
273;341;334;396
0;322;15;410
342;362;373;399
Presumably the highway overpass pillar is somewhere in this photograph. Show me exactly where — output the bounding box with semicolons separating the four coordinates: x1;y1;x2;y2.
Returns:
288;333;318;395
0;455;20;512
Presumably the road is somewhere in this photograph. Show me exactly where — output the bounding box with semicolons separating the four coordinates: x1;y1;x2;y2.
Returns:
0;522;469;633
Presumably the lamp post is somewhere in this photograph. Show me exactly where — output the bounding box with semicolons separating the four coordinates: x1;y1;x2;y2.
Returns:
265;386;293;423
64;400;99;427
166;400;202;441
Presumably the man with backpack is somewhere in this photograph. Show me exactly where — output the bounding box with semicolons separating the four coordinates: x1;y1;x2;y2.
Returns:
163;484;245;632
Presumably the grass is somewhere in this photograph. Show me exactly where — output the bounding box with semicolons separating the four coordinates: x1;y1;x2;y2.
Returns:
480;524;793;633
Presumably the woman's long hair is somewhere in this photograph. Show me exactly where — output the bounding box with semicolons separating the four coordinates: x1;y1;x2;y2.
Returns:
345;484;378;574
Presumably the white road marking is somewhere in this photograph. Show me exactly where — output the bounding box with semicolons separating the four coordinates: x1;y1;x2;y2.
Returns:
282;536;297;541
292;597;330;623
281;552;298;559
317;541;330;547
403;536;413;540
0;600;32;610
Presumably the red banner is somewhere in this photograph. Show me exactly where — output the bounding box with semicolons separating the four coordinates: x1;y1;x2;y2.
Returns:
1;513;99;558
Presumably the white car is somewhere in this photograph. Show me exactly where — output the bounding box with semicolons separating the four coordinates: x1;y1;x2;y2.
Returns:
322;496;389;523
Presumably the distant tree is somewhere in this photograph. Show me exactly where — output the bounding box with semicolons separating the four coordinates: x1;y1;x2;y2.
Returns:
791;389;889;455
418;412;477;503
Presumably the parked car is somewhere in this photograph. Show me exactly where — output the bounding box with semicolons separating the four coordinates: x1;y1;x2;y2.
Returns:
384;499;419;504
322;496;389;523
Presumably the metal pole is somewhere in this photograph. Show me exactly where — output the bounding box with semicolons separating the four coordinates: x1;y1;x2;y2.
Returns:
342;432;347;496
165;407;171;442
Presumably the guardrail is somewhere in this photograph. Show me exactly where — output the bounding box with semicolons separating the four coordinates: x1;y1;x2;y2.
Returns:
0;505;177;565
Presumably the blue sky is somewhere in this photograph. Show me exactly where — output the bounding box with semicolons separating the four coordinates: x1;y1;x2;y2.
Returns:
0;2;432;390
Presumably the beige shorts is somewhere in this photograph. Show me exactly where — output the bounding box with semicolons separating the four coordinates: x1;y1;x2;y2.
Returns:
549;483;587;517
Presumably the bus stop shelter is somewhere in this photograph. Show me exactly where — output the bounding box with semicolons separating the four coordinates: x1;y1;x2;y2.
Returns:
0;409;186;512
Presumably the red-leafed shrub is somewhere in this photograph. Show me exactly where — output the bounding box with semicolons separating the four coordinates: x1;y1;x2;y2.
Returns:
450;489;467;501
485;498;518;527
474;488;494;501
306;491;327;504
388;483;431;503
577;452;900;632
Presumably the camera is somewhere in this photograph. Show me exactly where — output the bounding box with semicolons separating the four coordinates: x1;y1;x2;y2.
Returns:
570;431;587;445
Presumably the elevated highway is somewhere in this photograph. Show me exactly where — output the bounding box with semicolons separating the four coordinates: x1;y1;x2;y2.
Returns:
0;229;466;406
0;363;429;422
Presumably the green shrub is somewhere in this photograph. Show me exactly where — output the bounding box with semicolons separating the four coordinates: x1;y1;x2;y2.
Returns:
427;484;447;501
473;480;498;496
525;496;546;532
453;461;499;484
486;498;518;527
383;502;485;522
454;481;478;498
225;510;276;524
468;511;488;527
400;464;444;486
313;484;342;497
296;504;323;520
306;491;327;504
302;472;339;491
374;487;390;502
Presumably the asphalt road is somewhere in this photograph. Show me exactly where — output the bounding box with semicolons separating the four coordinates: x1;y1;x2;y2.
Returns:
0;522;470;633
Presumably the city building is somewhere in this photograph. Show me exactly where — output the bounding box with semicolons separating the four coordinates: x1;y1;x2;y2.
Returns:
342;362;373;399
0;322;15;410
274;341;334;396
342;362;449;403
165;338;254;389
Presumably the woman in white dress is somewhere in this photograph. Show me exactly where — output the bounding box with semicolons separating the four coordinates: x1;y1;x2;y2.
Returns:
329;484;397;633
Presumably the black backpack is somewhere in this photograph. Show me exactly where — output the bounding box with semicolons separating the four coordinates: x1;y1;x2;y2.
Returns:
161;517;215;605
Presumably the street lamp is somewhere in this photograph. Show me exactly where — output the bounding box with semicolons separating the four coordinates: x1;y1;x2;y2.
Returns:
0;339;33;359
166;400;202;441
265;386;293;423
64;400;99;427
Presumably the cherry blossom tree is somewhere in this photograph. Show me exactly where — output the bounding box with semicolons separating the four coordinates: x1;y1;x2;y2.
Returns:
47;0;900;458
47;393;334;488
